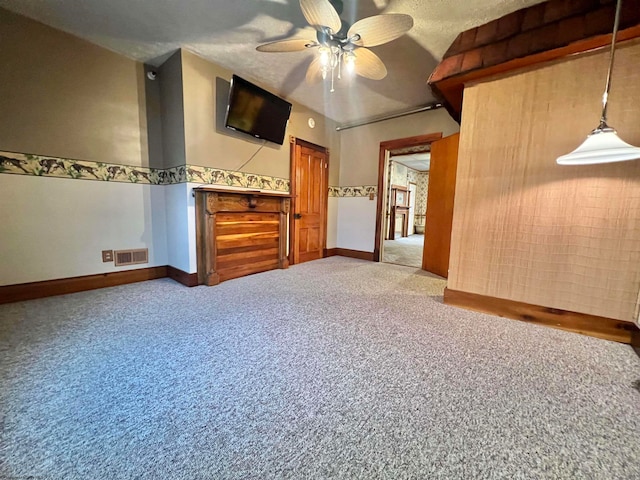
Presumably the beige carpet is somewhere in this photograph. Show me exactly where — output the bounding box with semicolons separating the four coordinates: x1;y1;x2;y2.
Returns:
383;233;424;268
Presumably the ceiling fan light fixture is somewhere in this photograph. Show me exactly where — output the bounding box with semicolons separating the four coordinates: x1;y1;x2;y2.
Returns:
344;51;356;74
318;46;330;66
256;0;413;91
556;0;640;166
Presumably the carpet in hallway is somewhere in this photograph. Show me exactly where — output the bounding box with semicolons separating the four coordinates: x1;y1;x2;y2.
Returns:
383;234;424;268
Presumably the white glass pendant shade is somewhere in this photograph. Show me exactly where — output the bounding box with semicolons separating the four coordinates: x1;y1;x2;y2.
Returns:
557;128;640;165
555;0;640;166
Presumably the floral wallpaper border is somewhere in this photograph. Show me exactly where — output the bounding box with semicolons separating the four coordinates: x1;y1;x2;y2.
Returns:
0;151;290;192
329;185;377;197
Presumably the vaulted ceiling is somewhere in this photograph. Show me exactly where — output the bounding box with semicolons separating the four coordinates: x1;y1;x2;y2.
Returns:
0;0;546;124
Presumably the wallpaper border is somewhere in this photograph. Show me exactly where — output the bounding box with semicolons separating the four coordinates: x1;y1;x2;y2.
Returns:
0;151;381;197
329;186;377;197
0;151;290;192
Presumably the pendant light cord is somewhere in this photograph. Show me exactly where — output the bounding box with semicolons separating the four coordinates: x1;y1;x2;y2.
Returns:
599;0;622;129
236;142;266;171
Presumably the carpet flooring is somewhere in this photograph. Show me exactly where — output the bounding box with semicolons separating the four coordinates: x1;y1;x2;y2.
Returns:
382;234;424;269
1;257;639;479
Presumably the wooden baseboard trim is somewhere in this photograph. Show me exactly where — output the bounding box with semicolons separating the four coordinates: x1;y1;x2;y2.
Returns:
325;248;374;261
167;266;198;287
443;288;639;344
0;266;169;305
631;329;640;359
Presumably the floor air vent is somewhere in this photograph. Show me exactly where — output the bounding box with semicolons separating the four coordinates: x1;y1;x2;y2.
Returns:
114;248;149;266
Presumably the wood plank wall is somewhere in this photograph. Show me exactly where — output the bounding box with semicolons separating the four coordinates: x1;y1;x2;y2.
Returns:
448;39;640;323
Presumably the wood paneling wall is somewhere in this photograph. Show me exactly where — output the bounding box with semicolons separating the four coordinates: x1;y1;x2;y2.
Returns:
448;39;640;322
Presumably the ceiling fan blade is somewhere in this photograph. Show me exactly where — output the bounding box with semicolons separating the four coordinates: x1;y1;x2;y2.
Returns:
354;47;387;80
347;14;413;47
300;0;342;33
305;56;323;84
256;38;317;52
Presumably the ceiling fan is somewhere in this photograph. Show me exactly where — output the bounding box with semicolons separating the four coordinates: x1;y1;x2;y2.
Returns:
256;0;413;92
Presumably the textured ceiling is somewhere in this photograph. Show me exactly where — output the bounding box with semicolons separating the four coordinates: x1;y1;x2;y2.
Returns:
392;152;431;172
0;0;545;124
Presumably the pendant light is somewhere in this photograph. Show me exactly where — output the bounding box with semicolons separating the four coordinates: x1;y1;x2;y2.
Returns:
556;0;640;165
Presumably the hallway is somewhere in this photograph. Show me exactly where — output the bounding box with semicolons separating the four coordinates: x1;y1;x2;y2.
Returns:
382;234;424;268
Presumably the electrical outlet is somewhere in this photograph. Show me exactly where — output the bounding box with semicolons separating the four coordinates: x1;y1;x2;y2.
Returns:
102;250;113;262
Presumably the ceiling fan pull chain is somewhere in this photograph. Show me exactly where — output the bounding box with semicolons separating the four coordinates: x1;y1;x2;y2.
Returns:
331;66;335;93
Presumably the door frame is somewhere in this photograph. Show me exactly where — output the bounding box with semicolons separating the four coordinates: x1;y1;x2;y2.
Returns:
288;135;329;265
374;132;443;262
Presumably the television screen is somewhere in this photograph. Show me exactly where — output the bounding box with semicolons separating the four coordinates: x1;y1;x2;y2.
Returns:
224;75;292;145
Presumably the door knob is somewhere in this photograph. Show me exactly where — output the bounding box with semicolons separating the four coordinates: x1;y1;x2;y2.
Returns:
294;213;302;219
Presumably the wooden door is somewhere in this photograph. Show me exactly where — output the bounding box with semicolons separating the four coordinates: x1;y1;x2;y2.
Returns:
422;133;460;278
292;142;328;264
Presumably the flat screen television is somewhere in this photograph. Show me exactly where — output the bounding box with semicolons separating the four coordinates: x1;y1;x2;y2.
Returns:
224;75;292;145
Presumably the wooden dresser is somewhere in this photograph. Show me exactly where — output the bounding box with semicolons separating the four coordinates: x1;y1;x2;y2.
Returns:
194;188;291;286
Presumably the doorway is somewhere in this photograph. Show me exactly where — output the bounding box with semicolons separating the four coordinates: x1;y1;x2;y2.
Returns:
382;157;428;268
289;137;329;265
374;133;442;267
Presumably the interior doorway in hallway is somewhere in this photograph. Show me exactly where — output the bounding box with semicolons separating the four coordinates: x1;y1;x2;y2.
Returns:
374;133;442;269
382;152;430;268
